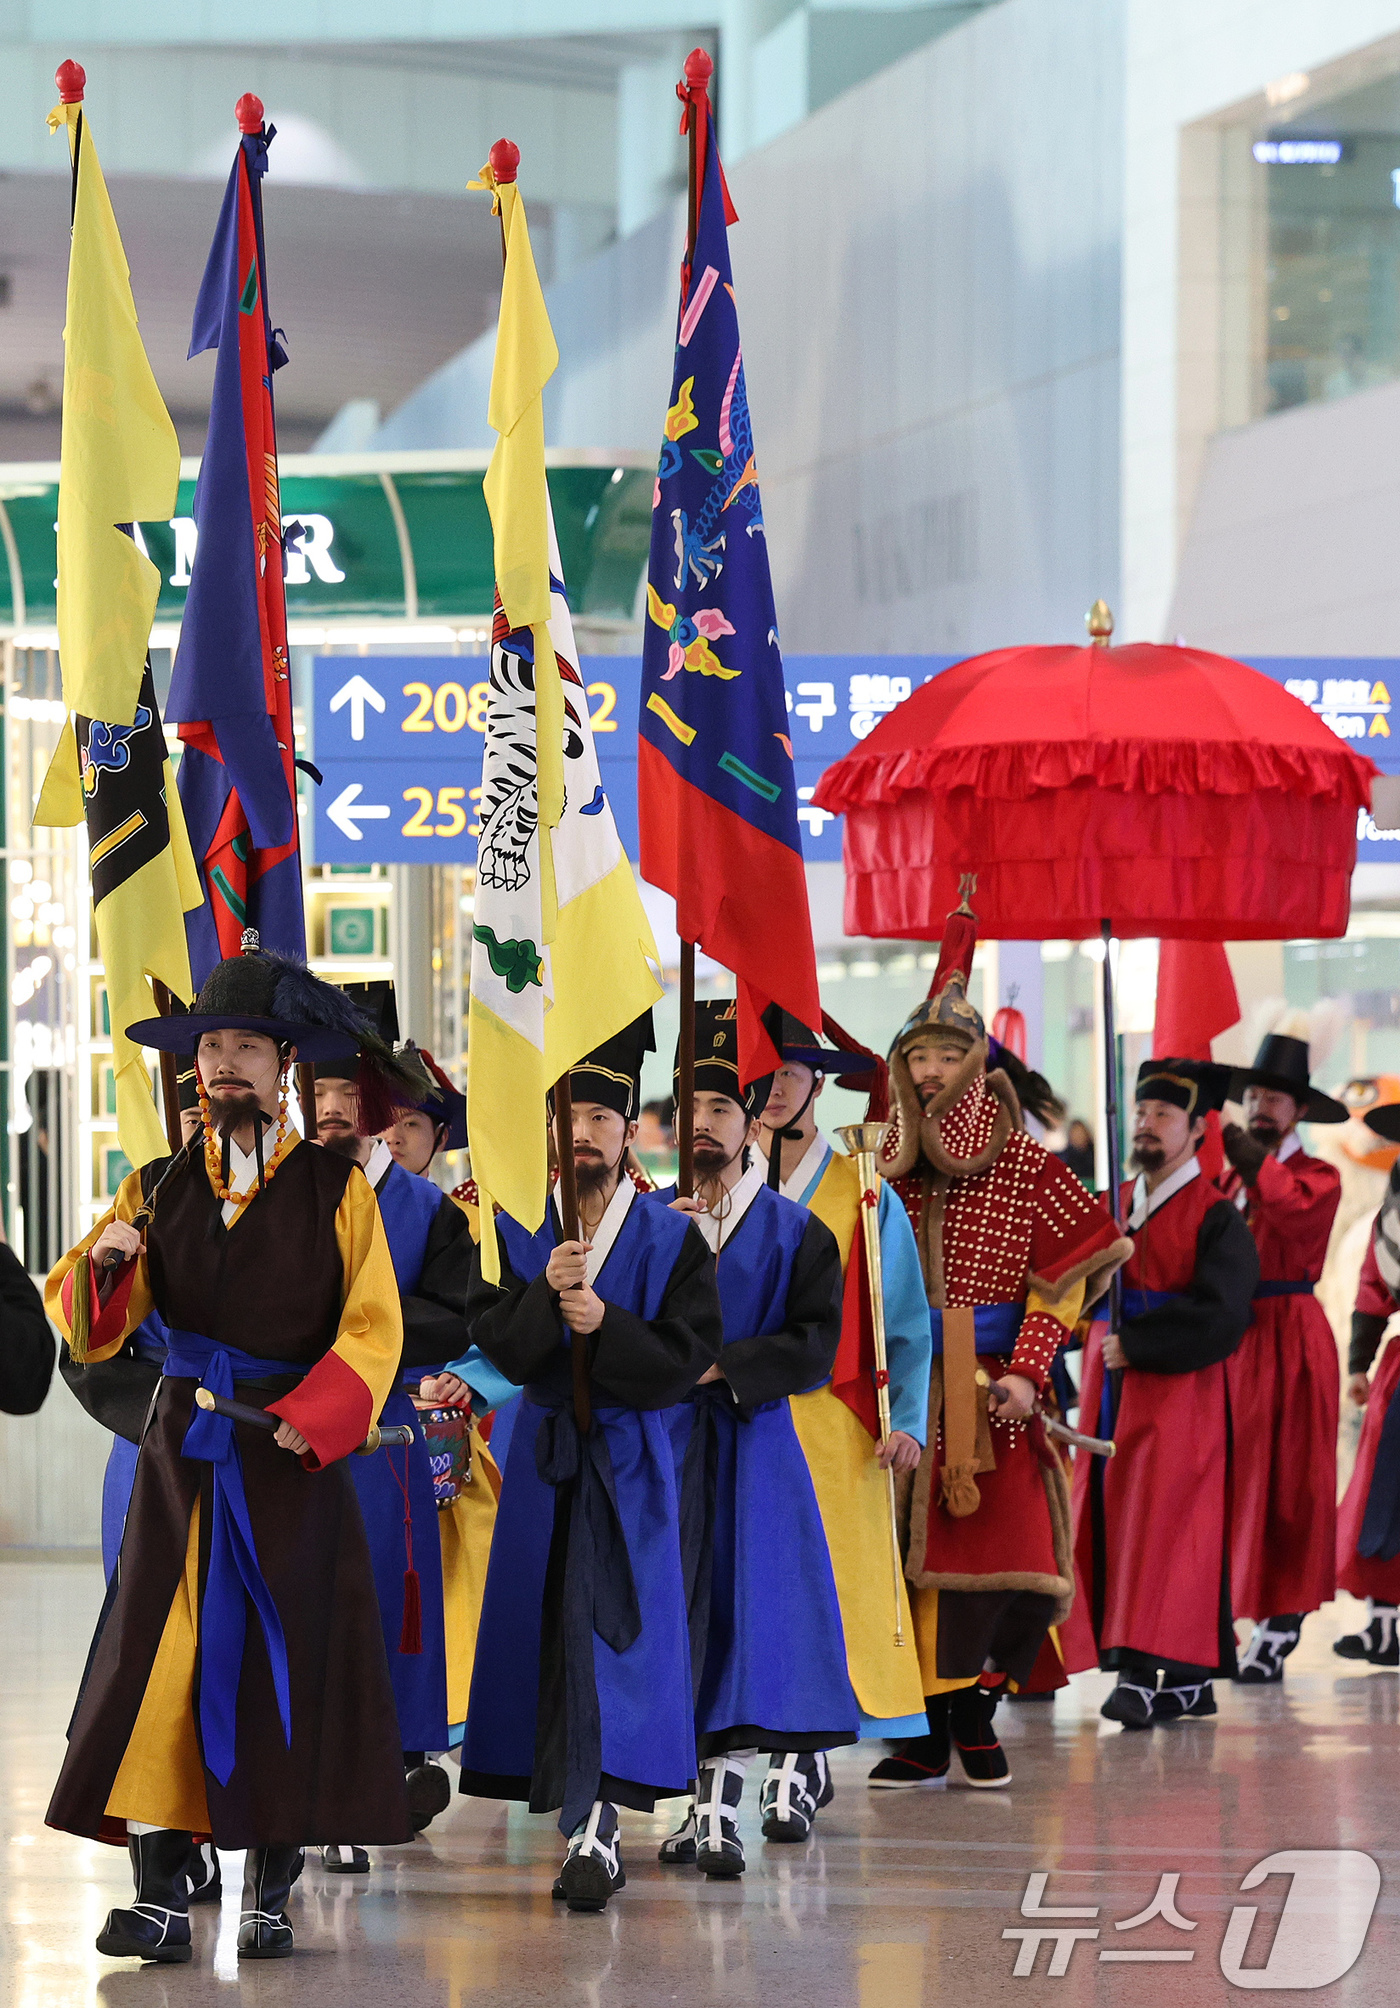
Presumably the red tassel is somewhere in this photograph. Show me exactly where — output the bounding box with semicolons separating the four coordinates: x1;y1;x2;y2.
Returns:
400;1568;423;1656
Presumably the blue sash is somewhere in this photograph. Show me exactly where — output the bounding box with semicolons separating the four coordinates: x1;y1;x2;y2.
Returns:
1120;1287;1189;1321
928;1302;1024;1355
165;1331;300;1787
1253;1280;1315;1299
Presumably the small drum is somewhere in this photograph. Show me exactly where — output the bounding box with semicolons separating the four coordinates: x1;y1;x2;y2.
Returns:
418;1406;473;1508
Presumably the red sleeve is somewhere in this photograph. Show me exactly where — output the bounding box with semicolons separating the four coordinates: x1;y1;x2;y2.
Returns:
267;1351;374;1471
1008;1314;1065;1392
60;1257;138;1353
1355;1224;1399;1322
1251;1151;1341;1234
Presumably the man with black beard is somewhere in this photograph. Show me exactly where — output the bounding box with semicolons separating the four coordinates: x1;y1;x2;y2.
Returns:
654;1001;853;1879
1218;1018;1347;1682
1073;1061;1258;1726
309;1035;479;1866
459;1014;723;1913
45;939;411;1964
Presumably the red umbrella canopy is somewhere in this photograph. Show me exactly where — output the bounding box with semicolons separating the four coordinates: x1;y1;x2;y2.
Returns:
812;634;1378;941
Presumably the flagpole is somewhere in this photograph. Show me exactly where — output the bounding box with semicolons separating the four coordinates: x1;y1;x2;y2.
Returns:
150;980;182;1149
486;136;591;1428
672;48;712;1201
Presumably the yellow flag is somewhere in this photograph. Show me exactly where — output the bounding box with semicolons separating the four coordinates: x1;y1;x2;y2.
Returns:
39;95;199;1164
48;99;180;727
468;161;660;1278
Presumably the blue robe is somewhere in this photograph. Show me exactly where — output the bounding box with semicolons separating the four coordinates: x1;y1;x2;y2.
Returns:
349;1159;455;1755
655;1178;859;1756
459;1181;722;1833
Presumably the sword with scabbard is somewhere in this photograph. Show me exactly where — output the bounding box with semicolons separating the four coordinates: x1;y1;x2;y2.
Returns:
977;1369;1116;1457
193;1386;415;1456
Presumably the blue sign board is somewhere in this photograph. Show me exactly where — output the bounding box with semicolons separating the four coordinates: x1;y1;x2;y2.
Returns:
310;652;1400;869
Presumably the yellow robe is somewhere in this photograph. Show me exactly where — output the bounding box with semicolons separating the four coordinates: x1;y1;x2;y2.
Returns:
789;1149;927;1726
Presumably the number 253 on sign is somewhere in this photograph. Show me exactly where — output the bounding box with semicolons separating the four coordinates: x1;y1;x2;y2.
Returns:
400;785;483;838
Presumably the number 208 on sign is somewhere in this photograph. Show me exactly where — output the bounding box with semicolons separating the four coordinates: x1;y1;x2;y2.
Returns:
398;678;619;736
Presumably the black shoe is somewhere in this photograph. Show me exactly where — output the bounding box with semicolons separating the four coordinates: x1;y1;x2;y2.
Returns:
1333;1605;1400;1666
96;1829;193;1963
1235;1616;1303;1684
186;1840;222;1905
555;1803;625;1912
760;1751;834;1841
405;1761;453;1832
694;1757;747;1877
320;1844;370;1874
238;1845;302;1959
1153;1681;1217;1721
867;1753;950;1787
949;1683;1011;1786
657;1804;697;1866
1100;1675;1157;1729
868;1693;951;1787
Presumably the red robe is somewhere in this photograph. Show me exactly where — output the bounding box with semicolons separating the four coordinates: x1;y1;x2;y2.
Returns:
1073;1165;1258;1672
1336;1231;1400;1602
1217;1142;1341;1618
888;1074;1125;1683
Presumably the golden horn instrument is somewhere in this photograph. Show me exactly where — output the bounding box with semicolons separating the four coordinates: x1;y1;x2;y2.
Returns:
837;1121;906;1648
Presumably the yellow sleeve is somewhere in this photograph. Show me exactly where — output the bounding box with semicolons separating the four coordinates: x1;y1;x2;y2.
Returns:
1024;1273;1086;1335
329;1163;405;1420
45;1170;156;1360
450;1191;482;1245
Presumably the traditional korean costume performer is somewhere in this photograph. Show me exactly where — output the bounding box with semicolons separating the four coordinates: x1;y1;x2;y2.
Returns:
309;1020;478;1863
752;1012;931;1840
868;893;1128;1789
458;1016;723;1913
1333;1106;1400;1666
45;938;414;1964
384;1048;505;1758
1218;1021;1346;1681
1074;1061;1259;1728
654;1001;852;1878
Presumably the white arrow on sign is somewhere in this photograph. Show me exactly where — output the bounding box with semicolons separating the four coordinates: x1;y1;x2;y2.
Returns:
328;673;386;742
326;783;392;842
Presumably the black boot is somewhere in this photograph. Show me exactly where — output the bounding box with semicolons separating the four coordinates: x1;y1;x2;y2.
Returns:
554;1802;626;1911
96;1829;193;1963
1100;1670;1158;1728
760;1751;834;1841
186;1840;221;1905
949;1682;1012;1786
1333;1602;1400;1666
694;1756;748;1877
405;1761;453;1832
238;1845;302;1959
1154;1680;1217;1721
868;1693;951;1787
1235;1615;1303;1684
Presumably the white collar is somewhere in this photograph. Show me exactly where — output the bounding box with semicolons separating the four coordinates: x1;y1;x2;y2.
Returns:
1128;1153;1199;1231
779;1132;831;1204
365;1138;394;1191
691;1154;766;1254
556;1170;636;1284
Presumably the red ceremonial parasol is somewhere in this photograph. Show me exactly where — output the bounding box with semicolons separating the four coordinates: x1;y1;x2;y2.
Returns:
812;603;1378;1304
813;603;1377;944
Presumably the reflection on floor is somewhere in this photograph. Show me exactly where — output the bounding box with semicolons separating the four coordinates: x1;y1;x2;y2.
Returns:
2;1557;1396;2006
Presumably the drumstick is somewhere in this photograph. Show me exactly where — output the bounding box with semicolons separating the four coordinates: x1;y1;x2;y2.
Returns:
193;1385;414;1454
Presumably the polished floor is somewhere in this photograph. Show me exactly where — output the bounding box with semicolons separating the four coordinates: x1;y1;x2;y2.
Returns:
2;1556;1396;2007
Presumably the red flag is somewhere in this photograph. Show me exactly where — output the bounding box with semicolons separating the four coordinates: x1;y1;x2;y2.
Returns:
829;1198;883;1440
1153;940;1240;1183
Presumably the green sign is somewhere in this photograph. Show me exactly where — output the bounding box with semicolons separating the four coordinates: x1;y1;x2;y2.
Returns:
0;454;652;629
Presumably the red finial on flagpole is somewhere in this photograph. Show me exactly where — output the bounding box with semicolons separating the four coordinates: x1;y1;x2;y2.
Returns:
236;93;265;134
489;139;520;185
56;60;86;104
684;47;713;94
